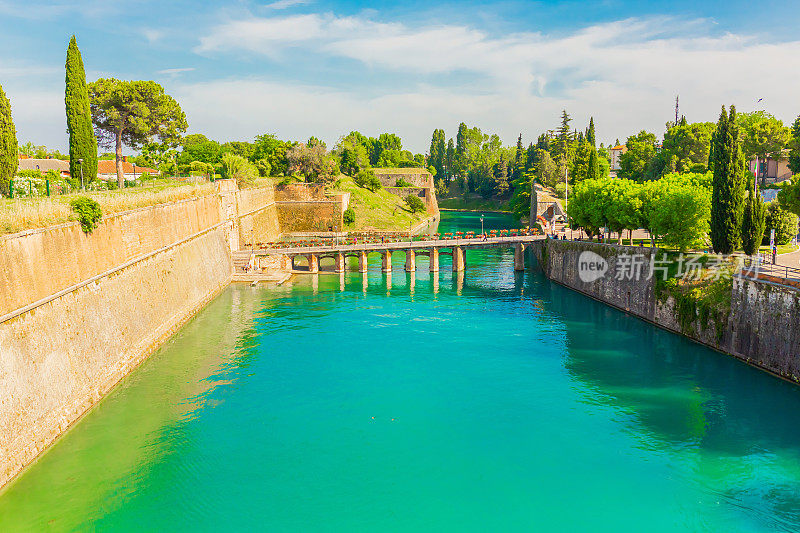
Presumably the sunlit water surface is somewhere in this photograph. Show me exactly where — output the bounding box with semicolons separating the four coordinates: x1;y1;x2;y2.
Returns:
2;212;800;532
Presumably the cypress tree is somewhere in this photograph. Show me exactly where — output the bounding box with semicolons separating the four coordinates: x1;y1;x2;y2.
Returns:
0;82;17;197
65;35;97;183
741;186;766;256
710;105;745;254
586;147;600;181
586;117;596;147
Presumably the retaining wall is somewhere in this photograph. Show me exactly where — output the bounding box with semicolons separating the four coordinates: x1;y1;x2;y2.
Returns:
532;239;800;383
0;180;280;488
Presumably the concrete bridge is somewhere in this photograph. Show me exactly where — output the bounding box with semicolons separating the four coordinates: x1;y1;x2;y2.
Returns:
241;234;544;274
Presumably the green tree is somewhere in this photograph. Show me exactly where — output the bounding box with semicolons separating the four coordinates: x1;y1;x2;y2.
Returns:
788;116;800;174
741;187;767;255
709;105;746;254
763;201;798;245
220;153;257;187
286;141;338;183
535;148;559;189
509;169;533;222
89;78;187;187
552;109;573;164
493;154;509;197
178;134;221;165
738;111;791;187
445;138;455;181
659;121;715;174
336;133;370;176
0;82;17;196
586;117;596;147
405;194;425;213
778;179;800;217
428;128;446;180
253;134;292;176
651;179;711;251
618;131;658;181
355;168;381;192
65;36;98;184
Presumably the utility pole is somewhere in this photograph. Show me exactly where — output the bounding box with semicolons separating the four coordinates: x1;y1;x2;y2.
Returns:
564;164;570;239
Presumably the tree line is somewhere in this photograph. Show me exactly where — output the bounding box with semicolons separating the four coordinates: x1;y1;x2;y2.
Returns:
568;105;800;253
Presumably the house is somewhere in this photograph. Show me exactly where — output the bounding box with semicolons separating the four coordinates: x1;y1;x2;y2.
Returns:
97;157;157;181
748;150;793;184
608;144;626;176
17;158;71;178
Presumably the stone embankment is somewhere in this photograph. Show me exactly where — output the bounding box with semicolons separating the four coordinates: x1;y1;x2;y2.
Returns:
531;239;800;383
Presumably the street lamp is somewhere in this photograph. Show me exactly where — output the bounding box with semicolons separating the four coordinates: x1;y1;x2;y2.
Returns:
480;214;484;237
77;158;84;191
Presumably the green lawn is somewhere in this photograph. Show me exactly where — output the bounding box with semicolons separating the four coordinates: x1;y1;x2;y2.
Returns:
332;177;430;231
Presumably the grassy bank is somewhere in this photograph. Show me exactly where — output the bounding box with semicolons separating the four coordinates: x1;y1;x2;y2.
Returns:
332;177;431;231
0;181;218;236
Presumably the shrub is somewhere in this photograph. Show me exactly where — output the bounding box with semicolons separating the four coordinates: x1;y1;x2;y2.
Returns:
70;196;102;233
221;152;257;188
394;178;412;187
405;194;425;213
355;169;381;192
343;207;356;224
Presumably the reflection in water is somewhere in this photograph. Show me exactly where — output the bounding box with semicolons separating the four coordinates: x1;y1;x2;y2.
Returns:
1;212;799;531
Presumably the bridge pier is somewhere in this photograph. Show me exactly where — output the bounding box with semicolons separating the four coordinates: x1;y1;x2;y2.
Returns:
334;252;345;273
405;250;416;272
307;253;319;273
382;250;392;272
358;251;368;272
514;243;525;271
452;246;465;272
429;248;439;272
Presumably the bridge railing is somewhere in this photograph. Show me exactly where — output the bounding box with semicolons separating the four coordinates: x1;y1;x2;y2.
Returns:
243;228;540;250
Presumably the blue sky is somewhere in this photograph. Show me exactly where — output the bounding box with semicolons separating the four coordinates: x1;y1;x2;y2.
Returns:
2;0;800;153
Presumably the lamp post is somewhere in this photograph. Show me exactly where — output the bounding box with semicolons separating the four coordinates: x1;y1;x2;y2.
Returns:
78;158;84;191
480;214;484;237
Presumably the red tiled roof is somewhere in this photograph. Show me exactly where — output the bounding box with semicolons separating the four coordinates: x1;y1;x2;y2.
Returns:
97;160;157;175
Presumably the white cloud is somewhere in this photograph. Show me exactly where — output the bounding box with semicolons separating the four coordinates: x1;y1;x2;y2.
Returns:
157;67;196;75
189;12;800;149
263;0;313;10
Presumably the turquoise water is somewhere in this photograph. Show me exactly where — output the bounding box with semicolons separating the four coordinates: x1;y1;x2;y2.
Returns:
2;211;800;531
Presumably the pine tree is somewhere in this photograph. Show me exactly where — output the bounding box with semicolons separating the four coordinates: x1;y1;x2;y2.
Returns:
494;154;509;196
0;83;17;197
554;109;572;163
65;35;97;183
710;105;746;254
586;117;596;147
586;147;600;181
741;186;767;256
514;133;524;181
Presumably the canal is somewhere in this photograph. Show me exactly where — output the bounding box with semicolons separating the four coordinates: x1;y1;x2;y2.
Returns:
1;211;799;531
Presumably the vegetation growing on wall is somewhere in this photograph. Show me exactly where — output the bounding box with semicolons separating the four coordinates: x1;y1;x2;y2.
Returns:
70;196;102;233
653;252;732;342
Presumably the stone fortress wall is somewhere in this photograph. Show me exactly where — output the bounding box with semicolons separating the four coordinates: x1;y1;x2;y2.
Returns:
0;180;280;488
